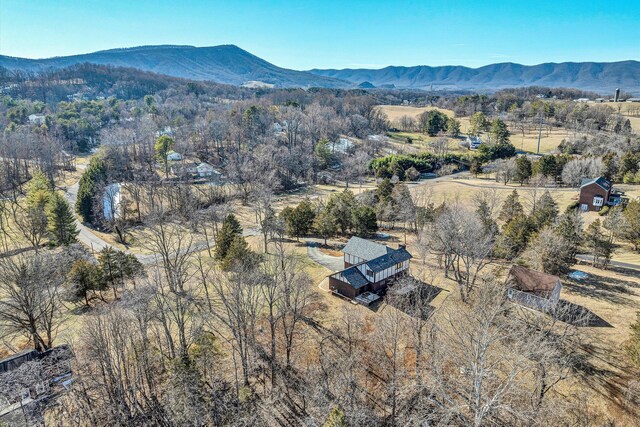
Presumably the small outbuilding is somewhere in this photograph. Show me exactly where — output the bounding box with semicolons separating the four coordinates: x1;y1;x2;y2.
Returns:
506;265;562;311
28;114;46;125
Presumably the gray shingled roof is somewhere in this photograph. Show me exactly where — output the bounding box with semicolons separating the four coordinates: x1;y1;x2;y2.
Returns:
365;247;412;273
580;177;612;191
342;236;392;261
334;267;369;289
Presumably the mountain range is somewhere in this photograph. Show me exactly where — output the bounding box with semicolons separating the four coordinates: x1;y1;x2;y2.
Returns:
0;45;349;89
310;61;640;94
1;45;639;93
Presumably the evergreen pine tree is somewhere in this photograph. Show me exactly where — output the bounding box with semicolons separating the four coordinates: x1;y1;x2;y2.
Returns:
26;169;53;209
352;205;378;237
515;156;532;184
221;235;251;271
327;190;356;235
496;215;534;259
376;178;394;204
489;118;510;144
313;207;337;245
67;259;104;307
476;199;498;237
46;191;79;246
498;190;523;224
553;212;582;258
215;214;243;261
76;156;106;223
532;191;559;229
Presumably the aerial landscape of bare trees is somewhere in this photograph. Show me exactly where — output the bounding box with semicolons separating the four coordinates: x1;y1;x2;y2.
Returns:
0;64;639;426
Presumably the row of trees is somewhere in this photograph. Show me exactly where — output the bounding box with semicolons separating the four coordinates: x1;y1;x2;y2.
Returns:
3;170;78;253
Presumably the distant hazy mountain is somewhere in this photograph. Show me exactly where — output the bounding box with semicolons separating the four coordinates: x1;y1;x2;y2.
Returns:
309;61;640;94
2;45;639;93
0;45;350;89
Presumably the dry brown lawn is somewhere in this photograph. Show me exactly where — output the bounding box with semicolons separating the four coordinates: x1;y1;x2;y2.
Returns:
379;104;569;154
409;175;579;210
378;104;457;122
510;126;570;153
599;101;640;131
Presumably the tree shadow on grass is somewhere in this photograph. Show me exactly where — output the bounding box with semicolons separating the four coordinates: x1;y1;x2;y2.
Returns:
563;271;636;306
601;265;640;286
569;341;637;411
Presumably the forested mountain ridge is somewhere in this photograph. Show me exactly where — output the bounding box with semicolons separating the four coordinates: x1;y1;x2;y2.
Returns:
2;45;639;93
310;60;640;94
0;45;351;89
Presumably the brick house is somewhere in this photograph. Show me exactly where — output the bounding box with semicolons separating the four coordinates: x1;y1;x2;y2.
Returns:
578;177;625;212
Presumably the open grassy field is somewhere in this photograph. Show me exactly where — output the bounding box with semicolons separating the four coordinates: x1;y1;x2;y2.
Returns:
378;104;471;130
409;175;579;211
592;101;640;131
379;104;569;154
510;126;570;154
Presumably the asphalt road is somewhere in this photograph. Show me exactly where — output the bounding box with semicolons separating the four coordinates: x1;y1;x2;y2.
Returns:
576;254;640;271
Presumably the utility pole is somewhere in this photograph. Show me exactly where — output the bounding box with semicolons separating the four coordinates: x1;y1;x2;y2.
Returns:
536;114;544;155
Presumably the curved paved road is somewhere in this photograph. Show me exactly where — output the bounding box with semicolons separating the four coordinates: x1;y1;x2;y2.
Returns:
576;254;640;271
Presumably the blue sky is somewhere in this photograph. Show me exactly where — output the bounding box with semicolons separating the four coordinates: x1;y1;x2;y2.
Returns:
1;0;638;70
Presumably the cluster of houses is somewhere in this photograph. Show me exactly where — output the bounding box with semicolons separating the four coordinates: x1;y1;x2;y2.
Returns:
165;151;223;181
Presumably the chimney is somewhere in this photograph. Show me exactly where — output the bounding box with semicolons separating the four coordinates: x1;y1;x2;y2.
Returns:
615;88;621;103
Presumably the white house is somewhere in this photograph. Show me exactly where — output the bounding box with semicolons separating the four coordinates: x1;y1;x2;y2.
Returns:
103;183;122;221
272;123;285;134
166;151;183;161
333;138;354;154
28;114;46;125
196;162;218;178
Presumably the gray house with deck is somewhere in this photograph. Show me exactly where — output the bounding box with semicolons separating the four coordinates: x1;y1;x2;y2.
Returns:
329;237;412;300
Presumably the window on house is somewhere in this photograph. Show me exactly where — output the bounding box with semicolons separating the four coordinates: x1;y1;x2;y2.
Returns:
580;204;588;212
396;262;403;269
366;269;373;276
592;196;604;207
